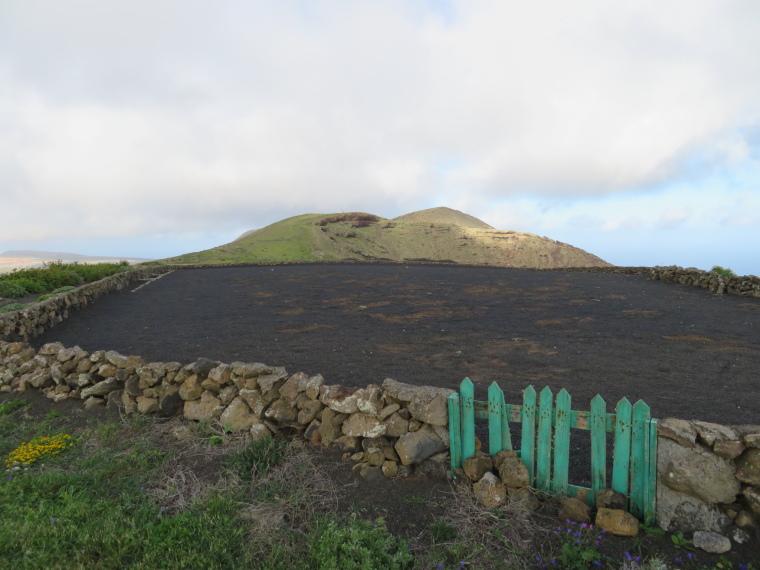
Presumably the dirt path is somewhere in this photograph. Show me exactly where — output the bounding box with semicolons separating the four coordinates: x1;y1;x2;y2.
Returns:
31;263;760;425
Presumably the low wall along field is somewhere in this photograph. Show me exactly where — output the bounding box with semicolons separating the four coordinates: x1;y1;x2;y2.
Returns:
1;261;759;555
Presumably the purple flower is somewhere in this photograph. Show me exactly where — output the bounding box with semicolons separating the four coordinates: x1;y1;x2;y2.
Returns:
50;518;56;522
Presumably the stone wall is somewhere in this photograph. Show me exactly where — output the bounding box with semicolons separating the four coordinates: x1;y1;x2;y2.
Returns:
0;340;454;479
656;418;760;551
0;266;172;342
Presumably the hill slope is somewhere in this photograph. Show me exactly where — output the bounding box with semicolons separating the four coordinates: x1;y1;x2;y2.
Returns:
160;207;610;268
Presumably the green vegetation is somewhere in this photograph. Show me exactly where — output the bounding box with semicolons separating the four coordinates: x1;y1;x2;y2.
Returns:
0;399;755;569
0;260;130;300
711;265;737;278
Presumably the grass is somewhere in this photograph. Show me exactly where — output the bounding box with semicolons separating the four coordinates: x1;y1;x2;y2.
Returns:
0;261;130;300
0;398;757;569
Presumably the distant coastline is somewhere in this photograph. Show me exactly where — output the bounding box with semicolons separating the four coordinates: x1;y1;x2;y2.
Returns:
0;250;153;273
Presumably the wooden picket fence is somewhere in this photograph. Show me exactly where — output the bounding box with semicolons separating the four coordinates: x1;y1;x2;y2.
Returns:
447;378;658;525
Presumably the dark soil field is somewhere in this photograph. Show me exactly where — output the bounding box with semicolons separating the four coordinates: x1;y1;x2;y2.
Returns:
31;263;760;425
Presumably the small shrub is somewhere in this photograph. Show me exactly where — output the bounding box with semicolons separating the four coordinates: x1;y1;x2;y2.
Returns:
224;437;287;482
711;265;737;278
0;302;29;314
429;520;457;544
0;399;31;416
308;515;413;570
0;281;29;298
5;277;45;294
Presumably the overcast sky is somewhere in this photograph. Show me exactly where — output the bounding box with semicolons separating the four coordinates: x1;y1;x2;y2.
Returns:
2;1;759;275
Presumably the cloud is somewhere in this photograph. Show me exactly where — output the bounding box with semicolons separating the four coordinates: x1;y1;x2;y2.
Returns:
1;0;760;248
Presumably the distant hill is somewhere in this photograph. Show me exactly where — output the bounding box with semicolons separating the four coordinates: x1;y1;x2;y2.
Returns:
159;207;610;269
0;250;153;273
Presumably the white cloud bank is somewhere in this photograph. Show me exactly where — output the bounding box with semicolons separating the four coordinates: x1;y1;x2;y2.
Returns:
1;0;759;273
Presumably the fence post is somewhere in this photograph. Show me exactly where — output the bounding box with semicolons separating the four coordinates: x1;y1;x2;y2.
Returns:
630;400;651;519
447;393;462;478
521;386;537;484
488;382;504;456
589;394;607;505
645;418;658;525
612;397;632;502
536;386;554;490
460;378;475;461
552;389;571;496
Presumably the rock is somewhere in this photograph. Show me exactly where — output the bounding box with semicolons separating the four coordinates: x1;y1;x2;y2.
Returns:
185;357;217;377
124;376;142;397
714;439;746;460
200;378;221;394
395;425;447;465
693;531;731;554
183;391;223;421
238;389;267;417
299;374;324;400
331;435;361;453
382;378;454;426
473;472;507;508
219;385;238;405
264;399;298;425
657;484;724;532
207;364;232;385
342;412;387;438
320;385;360;414
735;448;760;486
356;384;384;415
305;420;321;445
256;369;288;396
39;342;64;355
659;437;740;504
745;433;760;448
729;527;752;544
384;412;410;437
366;450;385;466
136;396;159;414
595;508;639;537
105;350;130;368
249;423;272;441
279;372;307;402
81;378;120;398
179;375;204;400
319;408;342;445
220;397;259;432
497;456;530;488
559;497;591;524
171;424;194;442
28;368;53;389
232;362;272;378
121;391;137;414
159;389;183;416
57;346;83;362
382;460;399;478
735;509;757;529
692;421;738;446
596;489;627;511
297;399;323;425
358;464;385;482
84;396;106;410
97;363;118;378
744;487;760;515
658;419;698;448
508;487;540;511
463;454;493;482
377;403;400;421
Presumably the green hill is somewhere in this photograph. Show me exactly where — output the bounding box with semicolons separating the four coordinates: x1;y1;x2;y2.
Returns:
159;207;610;268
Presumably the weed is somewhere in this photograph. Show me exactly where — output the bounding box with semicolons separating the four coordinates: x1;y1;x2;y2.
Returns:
430;520;458;544
711;265;737;278
0;399;31;416
224;437;287;482
44;411;62;421
308;514;413;570
403;494;428;505
541;520;606;569
670;531;693;550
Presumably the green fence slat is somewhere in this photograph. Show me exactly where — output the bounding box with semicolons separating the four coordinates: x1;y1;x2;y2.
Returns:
536;386;554;490
521;386;537;484
447;393;462;477
552;389;571;496
589;394;607;506
488;382;504;455
461;378;476;461
612;398;632;500
502;398;514;451
630;400;651;519
646;418;658;525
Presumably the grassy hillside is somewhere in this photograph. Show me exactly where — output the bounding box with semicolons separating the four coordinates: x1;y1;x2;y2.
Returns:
159;207;610;268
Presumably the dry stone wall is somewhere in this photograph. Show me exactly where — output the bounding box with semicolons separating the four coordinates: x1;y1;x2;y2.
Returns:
0;340;454;479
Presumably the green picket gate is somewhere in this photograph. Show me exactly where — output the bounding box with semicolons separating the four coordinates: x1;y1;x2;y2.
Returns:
447;378;658;525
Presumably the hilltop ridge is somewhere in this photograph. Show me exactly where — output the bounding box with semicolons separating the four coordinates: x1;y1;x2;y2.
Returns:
159;207;610;268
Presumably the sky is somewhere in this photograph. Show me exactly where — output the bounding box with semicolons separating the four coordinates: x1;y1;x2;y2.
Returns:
1;1;759;275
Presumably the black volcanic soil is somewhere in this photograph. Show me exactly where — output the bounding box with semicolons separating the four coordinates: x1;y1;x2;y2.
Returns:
31;263;760;425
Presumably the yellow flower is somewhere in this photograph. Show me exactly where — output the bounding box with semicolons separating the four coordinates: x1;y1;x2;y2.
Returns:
5;434;75;468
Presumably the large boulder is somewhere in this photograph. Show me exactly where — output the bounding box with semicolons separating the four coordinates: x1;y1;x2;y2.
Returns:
657;484;726;532
382;378;454;426
395;425;447;465
658;438;740;504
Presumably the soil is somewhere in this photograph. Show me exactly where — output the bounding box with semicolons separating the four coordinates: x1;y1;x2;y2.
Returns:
31;263;760;424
